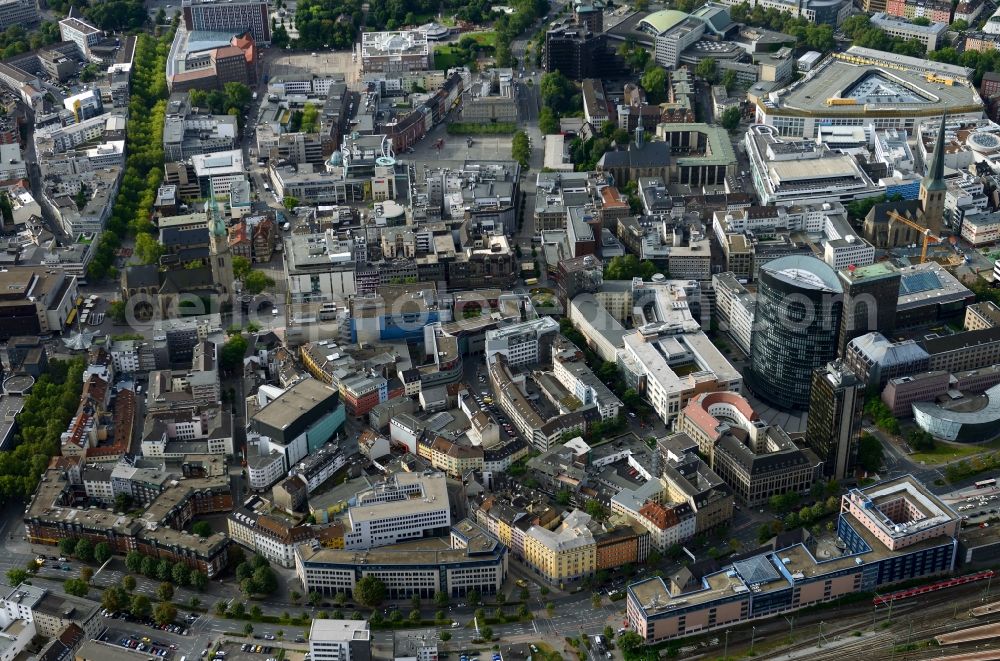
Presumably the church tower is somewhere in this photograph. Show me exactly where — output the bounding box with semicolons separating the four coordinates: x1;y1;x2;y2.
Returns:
918;114;948;235
209;193;234;303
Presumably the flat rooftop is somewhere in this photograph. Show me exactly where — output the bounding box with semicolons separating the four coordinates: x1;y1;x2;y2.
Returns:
763;52;982;117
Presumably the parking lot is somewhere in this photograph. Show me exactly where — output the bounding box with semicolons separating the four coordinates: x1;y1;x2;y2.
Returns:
467;364;519;443
267;51;361;86
214;637;309;661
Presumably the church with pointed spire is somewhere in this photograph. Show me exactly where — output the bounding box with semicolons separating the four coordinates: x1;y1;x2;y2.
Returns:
863;115;948;248
209;199;234;302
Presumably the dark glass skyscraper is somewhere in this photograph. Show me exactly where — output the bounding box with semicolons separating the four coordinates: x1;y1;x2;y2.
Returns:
748;255;843;410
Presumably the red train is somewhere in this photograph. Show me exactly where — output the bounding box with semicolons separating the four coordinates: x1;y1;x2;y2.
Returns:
873;570;995;606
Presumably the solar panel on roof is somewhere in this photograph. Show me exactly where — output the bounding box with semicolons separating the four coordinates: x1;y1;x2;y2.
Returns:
899;271;941;295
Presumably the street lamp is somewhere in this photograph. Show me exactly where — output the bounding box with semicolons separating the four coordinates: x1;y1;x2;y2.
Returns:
750;626;756;655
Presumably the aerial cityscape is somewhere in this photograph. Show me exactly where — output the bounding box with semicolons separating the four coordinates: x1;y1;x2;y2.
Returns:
4;0;1000;659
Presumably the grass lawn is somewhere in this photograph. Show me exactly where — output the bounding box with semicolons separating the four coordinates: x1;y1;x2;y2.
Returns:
467;30;497;46
433;47;462;70
909;442;983;465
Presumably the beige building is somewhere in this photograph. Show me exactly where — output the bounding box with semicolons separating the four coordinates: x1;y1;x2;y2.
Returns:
523;509;597;584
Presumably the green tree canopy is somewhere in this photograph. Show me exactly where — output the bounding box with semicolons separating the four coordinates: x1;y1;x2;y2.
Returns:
354;576;386;607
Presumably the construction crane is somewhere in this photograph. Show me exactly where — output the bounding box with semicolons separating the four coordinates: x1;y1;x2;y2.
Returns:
885;210;942;263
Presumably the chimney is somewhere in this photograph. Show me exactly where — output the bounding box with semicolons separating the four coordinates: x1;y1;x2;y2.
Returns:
635;125;644;148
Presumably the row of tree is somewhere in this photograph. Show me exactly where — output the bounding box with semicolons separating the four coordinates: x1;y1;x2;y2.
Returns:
0;357;85;500
88;32;173;279
124;550;210;590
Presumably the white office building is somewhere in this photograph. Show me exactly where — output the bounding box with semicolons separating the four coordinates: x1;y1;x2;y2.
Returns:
484;316;559;368
309;620;371;661
343;472;451;549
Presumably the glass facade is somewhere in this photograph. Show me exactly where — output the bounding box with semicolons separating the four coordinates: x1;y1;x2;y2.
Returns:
748;256;843;410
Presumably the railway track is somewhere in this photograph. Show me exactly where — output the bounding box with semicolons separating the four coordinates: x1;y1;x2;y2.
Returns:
760;580;1000;661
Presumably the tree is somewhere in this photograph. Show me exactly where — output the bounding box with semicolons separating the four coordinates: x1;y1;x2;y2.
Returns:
389;610;403;623
5;569;27;586
309;591;323;607
220;335;249;372
241;578;257;597
253;566;278;594
189;597;201;609
156;559;172;581
511;131;531;170
131;594;152;619
94;542;112;564
857;434;884;472
435;610;446;622
80;567;94;583
108;300;127;324
591;593;602;608
585;500;606;520
215;601;227;616
474;608;486;622
230;602;246;618
59;538;77;556
695;58;718;83
640;66;667;103
440;631;452;642
283;196;300;211
122;575;137;592
434;590;449;607
251;605;263;620
907;428;936;452
369;611;384;626
157;582;174;602
468;589;481;607
617;631;643;653
409;609;421;622
480;626;493;641
519;587;529;601
192;521;213;538
102;585;128;613
912;16;931;25
539;106;560;135
545;602;554;615
243;623;254;637
154;602;177;626
243;270;275;295
333;591;347;606
172;563;190;587
720;106;741;132
237;562;253;582
233;255;252;280
223;82;252;114
135;233;165;265
555;489;572;506
190;571;208;591
125;551;143;573
354;576;386;607
74;538;93;563
64;578;89;597
951;19;968;30
721;69;737;90
539;71;578;113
